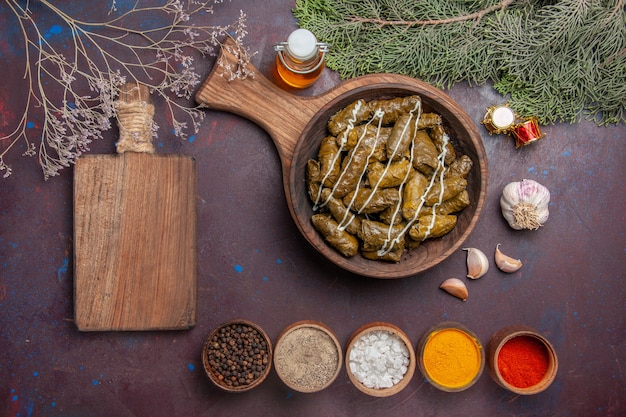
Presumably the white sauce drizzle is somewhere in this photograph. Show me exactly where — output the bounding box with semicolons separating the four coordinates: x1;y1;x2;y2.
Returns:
376;103;450;256
422;133;449;240
313;101;363;211
340;110;385;229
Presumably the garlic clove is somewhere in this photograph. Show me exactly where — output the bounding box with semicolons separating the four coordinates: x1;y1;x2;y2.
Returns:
440;278;468;301
463;247;489;279
495;243;523;273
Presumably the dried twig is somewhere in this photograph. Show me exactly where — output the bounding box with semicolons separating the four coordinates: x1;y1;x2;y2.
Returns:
0;0;254;179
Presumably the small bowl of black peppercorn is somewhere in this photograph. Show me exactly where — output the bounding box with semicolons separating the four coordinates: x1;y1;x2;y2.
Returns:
202;319;273;392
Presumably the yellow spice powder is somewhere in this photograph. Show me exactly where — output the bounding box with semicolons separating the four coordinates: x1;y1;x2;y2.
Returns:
422;328;481;389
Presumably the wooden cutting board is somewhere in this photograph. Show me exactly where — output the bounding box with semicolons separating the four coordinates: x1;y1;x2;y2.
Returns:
74;84;197;331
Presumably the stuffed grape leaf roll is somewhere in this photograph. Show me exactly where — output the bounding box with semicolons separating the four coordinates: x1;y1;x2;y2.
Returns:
311;213;359;257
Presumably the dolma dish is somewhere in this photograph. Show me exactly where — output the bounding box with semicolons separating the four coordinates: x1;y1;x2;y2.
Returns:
306;95;473;263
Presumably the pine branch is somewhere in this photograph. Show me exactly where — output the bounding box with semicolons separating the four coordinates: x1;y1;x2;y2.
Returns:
294;0;626;126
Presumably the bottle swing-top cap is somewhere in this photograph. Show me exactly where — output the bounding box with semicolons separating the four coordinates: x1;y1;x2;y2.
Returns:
286;29;318;61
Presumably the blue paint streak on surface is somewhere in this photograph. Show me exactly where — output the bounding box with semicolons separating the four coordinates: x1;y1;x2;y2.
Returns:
234;264;243;273
92;379;99;386
276;259;282;265
57;257;69;281
12;394;18;401
26;121;34;128
262;277;268;282
188;135;195;143
44;24;63;39
187;363;195;371
33;371;39;377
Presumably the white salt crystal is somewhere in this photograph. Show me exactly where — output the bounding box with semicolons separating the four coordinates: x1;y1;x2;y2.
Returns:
391;339;403;353
350;362;358;374
380;374;393;388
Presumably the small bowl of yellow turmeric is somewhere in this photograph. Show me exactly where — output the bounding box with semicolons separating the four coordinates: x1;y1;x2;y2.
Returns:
417;322;484;392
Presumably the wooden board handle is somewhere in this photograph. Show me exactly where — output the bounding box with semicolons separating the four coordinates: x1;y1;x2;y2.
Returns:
195;39;326;166
116;82;155;154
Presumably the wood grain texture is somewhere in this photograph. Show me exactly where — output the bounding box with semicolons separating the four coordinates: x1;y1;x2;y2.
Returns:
74;153;197;331
196;39;487;278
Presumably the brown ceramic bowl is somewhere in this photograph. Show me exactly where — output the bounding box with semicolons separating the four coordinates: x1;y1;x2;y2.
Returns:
197;40;488;279
487;326;558;395
289;83;487;279
345;322;416;397
201;319;272;393
273;320;343;393
417;322;485;392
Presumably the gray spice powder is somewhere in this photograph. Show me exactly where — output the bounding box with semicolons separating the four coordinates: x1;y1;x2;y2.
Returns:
274;326;339;391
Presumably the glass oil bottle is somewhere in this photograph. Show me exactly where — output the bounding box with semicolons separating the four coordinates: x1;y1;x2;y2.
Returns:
274;29;330;89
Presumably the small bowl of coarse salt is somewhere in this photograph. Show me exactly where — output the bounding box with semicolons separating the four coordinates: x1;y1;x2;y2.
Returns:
345;322;416;397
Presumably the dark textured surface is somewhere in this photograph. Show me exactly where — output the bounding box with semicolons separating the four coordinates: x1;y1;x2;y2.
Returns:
1;1;624;416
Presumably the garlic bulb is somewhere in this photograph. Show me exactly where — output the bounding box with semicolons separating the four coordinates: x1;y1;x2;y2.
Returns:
500;179;550;230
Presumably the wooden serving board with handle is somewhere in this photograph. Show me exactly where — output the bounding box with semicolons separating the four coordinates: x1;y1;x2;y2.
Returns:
196;39;486;279
74;83;197;331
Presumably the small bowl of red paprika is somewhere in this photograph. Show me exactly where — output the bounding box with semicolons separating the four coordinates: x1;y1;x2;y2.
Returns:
487;326;558;395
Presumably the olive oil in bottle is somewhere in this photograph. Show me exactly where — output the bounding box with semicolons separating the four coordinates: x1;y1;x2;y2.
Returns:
274;29;329;89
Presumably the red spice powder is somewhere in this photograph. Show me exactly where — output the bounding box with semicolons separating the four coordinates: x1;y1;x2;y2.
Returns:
497;335;550;388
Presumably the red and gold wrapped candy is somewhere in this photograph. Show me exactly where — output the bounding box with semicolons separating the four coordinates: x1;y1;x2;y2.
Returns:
481;104;545;148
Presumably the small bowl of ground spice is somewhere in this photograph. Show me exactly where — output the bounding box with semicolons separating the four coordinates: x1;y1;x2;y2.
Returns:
487;326;558;395
345;322;416;397
418;322;485;392
273;320;343;393
201;319;272;392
